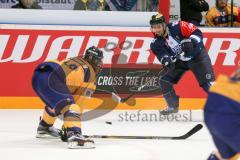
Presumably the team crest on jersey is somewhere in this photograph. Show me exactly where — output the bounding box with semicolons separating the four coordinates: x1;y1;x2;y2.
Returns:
166;35;182;55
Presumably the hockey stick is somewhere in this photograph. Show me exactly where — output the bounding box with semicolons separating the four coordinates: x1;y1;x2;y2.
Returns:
109;52;186;103
119;52;185;103
95;87;129;104
83;123;203;140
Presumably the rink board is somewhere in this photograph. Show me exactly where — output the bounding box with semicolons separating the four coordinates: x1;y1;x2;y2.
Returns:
0;25;239;109
0;97;206;110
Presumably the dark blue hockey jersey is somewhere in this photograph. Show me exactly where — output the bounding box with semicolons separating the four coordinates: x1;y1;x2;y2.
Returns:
109;0;137;11
150;21;204;62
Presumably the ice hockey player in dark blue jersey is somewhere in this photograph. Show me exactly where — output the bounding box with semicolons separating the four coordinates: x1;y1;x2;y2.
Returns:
150;13;215;115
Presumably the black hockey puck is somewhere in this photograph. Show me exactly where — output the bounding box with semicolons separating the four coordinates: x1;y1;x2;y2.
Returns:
105;121;112;125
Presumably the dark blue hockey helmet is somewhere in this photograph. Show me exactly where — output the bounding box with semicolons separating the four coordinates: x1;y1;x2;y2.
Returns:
84;46;103;74
150;13;166;25
150;13;168;38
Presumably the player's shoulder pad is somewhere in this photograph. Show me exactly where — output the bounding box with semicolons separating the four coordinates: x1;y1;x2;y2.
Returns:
167;21;183;33
179;21;198;38
180;21;198;31
168;21;180;26
167;21;181;29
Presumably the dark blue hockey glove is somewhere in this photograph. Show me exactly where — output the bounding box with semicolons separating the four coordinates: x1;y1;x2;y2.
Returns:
230;69;240;82
160;55;175;69
181;39;194;57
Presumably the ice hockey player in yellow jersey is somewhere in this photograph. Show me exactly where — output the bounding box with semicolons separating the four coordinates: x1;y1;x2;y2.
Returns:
205;68;240;160
205;0;240;27
32;46;103;149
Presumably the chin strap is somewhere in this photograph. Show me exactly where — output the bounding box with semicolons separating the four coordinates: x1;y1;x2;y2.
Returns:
154;23;168;38
161;24;168;38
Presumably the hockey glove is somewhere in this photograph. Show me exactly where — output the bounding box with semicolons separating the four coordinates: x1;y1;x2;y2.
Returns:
160;55;175;69
230;69;240;81
181;39;194;57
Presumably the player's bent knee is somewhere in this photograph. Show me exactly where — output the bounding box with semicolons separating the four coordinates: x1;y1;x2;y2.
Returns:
61;104;81;115
54;98;75;115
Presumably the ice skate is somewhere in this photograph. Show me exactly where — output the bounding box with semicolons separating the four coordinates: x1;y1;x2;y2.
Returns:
67;131;95;149
160;106;178;115
36;122;61;138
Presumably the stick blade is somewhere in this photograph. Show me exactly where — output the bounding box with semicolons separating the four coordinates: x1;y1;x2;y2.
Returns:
111;92;121;103
172;124;203;140
120;94;134;103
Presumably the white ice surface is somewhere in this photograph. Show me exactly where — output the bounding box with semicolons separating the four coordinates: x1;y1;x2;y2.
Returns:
0;110;215;160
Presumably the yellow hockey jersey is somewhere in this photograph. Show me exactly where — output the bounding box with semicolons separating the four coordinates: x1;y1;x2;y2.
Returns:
49;57;97;98
209;74;240;103
205;5;240;27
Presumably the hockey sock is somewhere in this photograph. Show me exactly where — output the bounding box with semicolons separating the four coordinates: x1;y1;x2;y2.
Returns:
41;107;57;126
62;104;82;130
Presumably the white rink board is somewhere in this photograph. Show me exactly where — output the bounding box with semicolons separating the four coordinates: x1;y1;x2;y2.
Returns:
0;9;157;26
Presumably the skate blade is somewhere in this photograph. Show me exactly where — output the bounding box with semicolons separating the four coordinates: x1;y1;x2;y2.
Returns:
160;110;178;115
67;141;95;149
36;133;60;139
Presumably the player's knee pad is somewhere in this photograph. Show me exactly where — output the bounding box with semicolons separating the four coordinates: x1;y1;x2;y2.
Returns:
62;103;80;113
54;98;75;116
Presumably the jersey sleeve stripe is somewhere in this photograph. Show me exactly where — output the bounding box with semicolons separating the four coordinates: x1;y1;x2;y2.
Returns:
190;35;201;43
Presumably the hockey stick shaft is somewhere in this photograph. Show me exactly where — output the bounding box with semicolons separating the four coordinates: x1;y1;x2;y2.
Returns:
120;69;164;103
120;52;185;103
83;124;203;140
